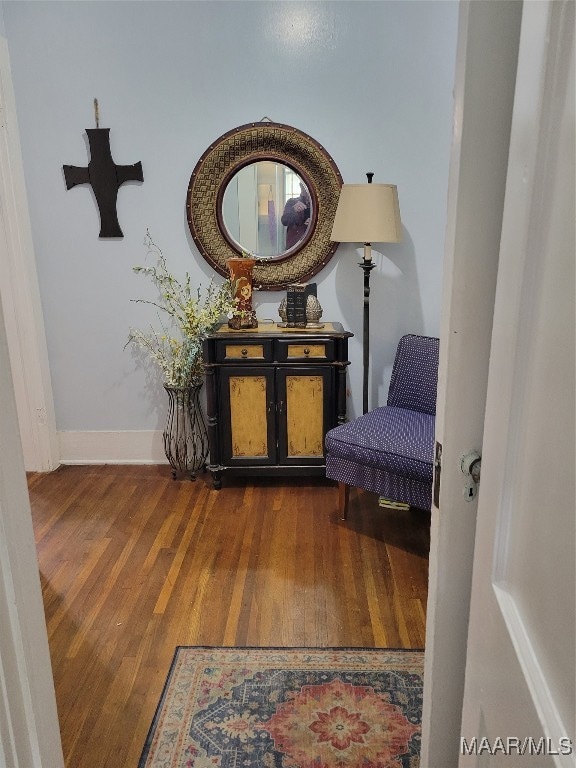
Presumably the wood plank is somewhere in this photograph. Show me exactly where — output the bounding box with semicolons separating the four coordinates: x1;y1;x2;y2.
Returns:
27;465;429;767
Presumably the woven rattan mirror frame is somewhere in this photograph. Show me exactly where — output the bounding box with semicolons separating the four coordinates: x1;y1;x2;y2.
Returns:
186;121;343;291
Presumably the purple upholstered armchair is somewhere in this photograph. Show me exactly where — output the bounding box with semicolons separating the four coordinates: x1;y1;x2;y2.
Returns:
325;334;440;519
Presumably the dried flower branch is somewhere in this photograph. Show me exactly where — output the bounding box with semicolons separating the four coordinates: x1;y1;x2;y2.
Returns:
127;232;234;387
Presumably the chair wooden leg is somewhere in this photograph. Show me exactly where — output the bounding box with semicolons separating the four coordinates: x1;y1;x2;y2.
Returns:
338;482;350;520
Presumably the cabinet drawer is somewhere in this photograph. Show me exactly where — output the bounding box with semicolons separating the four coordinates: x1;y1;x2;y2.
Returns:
276;339;335;362
216;339;273;363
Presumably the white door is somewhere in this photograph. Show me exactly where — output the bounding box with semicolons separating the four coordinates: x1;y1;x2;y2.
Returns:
421;1;525;764
421;1;575;765
459;1;575;764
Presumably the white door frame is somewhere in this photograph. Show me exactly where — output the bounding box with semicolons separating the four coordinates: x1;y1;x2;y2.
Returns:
0;290;64;764
0;32;62;767
0;36;58;472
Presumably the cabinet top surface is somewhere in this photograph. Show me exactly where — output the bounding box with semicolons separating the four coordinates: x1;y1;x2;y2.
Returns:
208;321;353;340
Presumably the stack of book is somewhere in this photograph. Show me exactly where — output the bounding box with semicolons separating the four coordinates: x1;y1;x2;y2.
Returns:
286;283;317;327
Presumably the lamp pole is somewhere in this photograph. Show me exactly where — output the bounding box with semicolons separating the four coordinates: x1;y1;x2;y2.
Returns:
360;172;375;414
360;248;375;415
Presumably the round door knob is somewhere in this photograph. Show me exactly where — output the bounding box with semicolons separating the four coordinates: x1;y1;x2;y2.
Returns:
241;348;248;357
304;347;310;355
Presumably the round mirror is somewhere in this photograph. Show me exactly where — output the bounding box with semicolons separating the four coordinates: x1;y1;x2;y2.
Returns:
186;122;342;291
220;161;315;259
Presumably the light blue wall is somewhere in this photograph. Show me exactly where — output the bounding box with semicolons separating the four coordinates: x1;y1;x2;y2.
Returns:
2;0;458;430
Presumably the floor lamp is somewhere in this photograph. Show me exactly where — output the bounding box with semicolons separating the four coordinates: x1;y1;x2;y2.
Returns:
331;173;402;414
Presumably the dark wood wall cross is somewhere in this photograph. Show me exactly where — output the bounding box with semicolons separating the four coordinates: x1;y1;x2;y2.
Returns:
63;105;143;238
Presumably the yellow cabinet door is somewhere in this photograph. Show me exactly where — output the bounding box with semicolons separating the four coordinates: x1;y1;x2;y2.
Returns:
276;367;332;464
219;368;276;465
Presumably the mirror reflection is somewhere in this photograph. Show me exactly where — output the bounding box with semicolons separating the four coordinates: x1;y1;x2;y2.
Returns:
221;161;314;259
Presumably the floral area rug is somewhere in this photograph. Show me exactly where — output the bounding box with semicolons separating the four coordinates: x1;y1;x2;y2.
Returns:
139;647;424;768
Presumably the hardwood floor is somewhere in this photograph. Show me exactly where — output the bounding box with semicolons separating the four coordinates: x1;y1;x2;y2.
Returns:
27;464;430;767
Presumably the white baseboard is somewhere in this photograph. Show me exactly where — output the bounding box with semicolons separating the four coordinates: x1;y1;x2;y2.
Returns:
58;430;169;465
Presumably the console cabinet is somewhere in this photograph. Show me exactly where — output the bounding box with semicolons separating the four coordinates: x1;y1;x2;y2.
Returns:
202;322;352;488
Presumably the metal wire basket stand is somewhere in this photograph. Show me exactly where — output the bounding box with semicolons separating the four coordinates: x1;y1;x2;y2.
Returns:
163;384;209;479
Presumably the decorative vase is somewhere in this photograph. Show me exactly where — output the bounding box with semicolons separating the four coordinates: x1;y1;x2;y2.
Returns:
163;383;208;480
226;257;258;329
305;294;323;324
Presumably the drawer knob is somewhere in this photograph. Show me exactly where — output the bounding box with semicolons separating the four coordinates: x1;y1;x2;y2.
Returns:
304;347;310;356
241;348;248;357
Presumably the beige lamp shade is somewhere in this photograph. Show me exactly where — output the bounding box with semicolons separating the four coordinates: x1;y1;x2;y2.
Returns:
331;183;402;244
